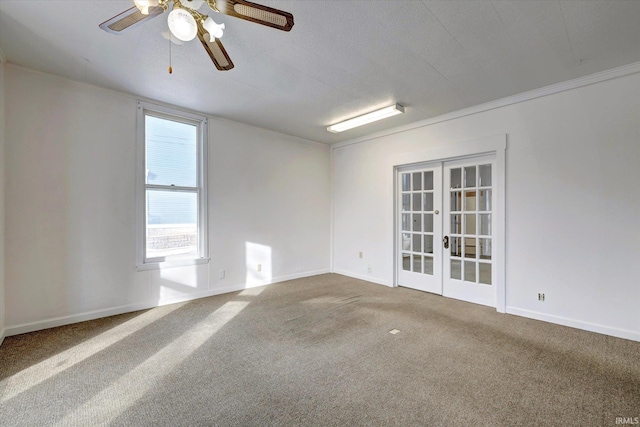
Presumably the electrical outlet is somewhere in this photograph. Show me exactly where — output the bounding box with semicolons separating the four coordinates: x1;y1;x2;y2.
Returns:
257;264;262;272
367;265;372;273
219;270;225;280
359;251;363;259
538;293;545;301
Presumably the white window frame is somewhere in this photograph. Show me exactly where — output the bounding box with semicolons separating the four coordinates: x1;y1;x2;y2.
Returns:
136;101;209;270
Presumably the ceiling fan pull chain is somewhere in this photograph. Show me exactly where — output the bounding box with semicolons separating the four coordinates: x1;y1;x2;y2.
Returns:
168;32;173;74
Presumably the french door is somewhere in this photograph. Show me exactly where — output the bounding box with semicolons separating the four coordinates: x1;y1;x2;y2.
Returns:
397;165;443;294
397;155;497;307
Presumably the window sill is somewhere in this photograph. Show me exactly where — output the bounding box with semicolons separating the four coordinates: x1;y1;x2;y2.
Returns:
136;257;210;271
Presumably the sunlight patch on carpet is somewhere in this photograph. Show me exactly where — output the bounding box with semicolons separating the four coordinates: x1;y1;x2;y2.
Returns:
1;304;183;402
52;300;249;426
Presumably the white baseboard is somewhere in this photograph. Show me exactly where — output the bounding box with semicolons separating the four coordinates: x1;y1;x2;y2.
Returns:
506;306;640;342
332;269;392;287
4;269;331;337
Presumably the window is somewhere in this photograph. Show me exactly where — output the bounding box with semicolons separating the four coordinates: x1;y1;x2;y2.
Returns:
137;101;208;269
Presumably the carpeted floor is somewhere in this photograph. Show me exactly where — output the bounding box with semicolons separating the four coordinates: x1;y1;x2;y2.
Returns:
1;274;639;426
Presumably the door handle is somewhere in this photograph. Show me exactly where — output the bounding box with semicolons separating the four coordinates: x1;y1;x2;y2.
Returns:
443;235;449;249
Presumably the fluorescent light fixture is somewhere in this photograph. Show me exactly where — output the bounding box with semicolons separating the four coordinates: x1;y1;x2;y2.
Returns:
327;104;404;133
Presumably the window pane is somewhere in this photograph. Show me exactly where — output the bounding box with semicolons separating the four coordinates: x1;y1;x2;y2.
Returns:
479;189;492;211
412;233;422;253
479;263;492;285
451;259;461;280
479;238;492;260
402;194;410;212
479;214;491;236
412;172;422;191
424;256;433;275
464;261;476;282
451;236;462;257
424;235;433;254
450;168;462;189
464;214;476;235
424;171;434;190
146;116;197;187
464;166;476;188
412;254;422;273
450;191;462;211
402;214;410;231
146;190;198;258
413;214;421;232
465;191;476;211
424;214;434;233
464;237;476;258
423;193;434;211
413;192;422;211
402;173;410;191
402;233;411;251
450;214;461;234
479;164;492;187
402;253;411;271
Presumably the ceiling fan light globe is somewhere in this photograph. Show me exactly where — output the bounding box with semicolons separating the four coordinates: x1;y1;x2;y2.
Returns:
203;17;224;40
133;0;158;15
167;8;198;42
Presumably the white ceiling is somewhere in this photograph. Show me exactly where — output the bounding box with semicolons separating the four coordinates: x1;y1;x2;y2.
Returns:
1;0;640;144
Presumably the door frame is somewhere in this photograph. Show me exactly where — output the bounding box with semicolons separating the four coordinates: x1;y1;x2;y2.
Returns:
389;135;507;313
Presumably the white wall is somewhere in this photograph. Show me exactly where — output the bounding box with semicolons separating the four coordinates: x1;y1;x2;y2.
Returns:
4;65;330;334
332;71;640;341
0;62;5;344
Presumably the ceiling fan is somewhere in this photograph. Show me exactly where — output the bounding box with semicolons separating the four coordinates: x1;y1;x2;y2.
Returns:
99;0;294;71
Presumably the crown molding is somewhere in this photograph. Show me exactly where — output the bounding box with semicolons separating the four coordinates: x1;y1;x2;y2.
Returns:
332;61;640;150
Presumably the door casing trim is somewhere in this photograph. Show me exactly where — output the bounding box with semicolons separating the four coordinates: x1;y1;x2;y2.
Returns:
389;134;507;313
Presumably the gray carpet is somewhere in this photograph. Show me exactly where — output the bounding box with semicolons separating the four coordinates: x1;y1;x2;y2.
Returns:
1;274;639;426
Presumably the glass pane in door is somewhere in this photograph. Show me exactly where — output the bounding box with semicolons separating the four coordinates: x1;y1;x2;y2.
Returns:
479;190;492;211
464;167;476;188
450;168;462;189
451;192;462;211
448;160;493;286
400;167;438;280
402;194;410;211
479;262;491;285
413;172;422;190
412;234;422;252
412;255;422;273
464;261;476;282
412;193;422;211
424;171;434;190
479;164;492;187
402;173;411;191
424;256;434;275
451;259;461;280
424;214;434;232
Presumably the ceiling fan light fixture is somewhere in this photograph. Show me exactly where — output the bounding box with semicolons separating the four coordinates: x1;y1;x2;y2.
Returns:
327;104;405;133
168;8;198;41
203;17;225;41
134;0;159;15
182;0;204;11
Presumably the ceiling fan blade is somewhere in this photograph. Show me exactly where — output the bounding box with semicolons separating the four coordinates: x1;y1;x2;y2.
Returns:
197;28;235;71
213;0;294;31
99;6;164;34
